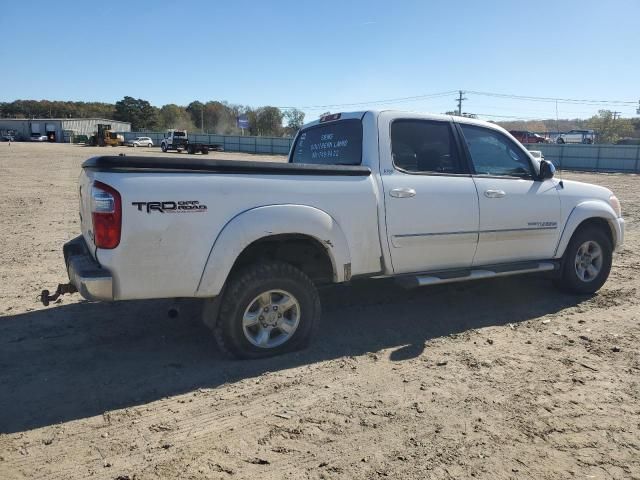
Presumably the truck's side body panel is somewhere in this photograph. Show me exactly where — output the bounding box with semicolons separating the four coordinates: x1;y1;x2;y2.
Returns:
553;180;625;257
90;171;382;300
196;204;352;297
376;112;481;273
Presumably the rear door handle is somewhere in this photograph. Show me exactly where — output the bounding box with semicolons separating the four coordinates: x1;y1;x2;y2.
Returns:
390;187;416;198
484;189;506;198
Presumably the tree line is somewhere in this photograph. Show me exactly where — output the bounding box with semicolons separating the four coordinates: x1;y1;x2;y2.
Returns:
2;99;638;143
496;110;640;144
0;97;306;137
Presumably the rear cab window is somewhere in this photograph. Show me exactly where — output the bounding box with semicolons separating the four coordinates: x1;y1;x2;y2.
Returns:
290;119;362;165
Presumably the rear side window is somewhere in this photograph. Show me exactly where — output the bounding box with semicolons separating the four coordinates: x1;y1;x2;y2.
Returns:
391;120;464;174
291;119;362;165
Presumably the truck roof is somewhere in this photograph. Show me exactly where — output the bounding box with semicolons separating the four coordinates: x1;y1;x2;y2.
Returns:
300;110;511;136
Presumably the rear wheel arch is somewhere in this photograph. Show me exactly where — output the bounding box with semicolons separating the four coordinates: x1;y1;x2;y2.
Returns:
230;234;335;285
196;205;351;297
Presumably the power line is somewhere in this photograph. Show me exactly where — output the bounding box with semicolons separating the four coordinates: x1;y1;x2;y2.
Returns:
277;90;458;110
278;89;638;119
467;90;637;106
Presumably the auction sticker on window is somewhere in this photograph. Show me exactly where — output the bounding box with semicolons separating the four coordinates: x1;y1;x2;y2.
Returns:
291;119;362;165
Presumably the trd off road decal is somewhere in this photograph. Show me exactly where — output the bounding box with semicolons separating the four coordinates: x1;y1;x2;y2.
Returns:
132;201;207;213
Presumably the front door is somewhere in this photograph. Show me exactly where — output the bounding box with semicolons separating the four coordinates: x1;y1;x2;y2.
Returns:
457;123;561;265
381;118;480;274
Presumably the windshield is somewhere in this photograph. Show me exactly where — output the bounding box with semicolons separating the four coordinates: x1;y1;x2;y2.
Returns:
173;131;186;137
290;119;362;165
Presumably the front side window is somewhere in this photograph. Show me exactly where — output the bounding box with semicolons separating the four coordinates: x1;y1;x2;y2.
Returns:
291;119;362;165
391;120;464;174
460;124;533;178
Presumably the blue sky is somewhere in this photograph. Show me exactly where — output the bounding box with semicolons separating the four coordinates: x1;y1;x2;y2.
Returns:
1;0;639;121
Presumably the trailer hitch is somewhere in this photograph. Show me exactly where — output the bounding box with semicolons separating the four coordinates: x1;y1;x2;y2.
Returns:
40;283;77;306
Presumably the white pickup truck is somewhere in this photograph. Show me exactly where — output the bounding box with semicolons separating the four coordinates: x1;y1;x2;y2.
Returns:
44;111;625;358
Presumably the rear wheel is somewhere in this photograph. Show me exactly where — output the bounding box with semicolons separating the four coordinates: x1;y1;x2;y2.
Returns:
555;226;612;294
205;262;321;359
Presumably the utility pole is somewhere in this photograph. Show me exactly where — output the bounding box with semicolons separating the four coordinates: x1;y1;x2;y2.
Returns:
201;107;205;133
636;100;640;115
612;111;621;121
457;90;467;116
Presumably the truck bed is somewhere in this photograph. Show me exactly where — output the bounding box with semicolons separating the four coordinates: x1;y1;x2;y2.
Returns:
83;156;372;176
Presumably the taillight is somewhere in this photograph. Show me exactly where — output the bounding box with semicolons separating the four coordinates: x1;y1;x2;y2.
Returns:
91;181;121;249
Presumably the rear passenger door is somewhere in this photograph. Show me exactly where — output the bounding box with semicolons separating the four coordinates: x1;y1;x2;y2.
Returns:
457;123;561;265
381;118;480;274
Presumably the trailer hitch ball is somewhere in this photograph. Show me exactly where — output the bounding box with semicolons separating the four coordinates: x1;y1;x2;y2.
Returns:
40;283;78;306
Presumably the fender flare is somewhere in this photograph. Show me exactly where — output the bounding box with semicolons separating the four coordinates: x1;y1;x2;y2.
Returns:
554;200;621;258
196;204;351;297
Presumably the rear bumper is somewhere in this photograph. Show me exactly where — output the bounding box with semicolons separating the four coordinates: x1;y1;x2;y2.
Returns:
63;236;113;301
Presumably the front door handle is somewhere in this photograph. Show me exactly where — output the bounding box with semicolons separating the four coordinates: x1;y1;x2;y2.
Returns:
484;189;506;198
390;187;416;198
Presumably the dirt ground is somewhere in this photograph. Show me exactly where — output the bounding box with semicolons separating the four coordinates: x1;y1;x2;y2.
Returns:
1;142;639;480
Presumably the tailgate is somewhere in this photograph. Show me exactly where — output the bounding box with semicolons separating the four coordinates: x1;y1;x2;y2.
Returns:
78;169;97;255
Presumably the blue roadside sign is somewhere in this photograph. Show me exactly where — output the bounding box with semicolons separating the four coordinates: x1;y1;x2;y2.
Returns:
237;115;249;129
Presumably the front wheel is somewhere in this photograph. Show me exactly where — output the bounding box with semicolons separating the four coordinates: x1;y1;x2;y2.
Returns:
205;262;321;359
161;143;167;152
555;226;612;294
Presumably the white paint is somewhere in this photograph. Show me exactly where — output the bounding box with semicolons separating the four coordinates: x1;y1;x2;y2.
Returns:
77;110;625;301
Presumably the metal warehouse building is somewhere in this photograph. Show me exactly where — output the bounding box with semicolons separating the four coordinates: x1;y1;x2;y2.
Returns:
0;118;131;142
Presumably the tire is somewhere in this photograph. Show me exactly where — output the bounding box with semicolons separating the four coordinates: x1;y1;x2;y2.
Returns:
557;138;565;144
201;147;209;155
205;262;321;359
161;143;167;152
147;143;152;148
555;226;612;294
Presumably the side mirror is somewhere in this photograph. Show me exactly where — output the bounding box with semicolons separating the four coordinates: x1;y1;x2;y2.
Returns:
539;159;556;180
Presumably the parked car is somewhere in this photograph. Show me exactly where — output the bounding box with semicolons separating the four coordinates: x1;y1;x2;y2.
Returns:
557;129;595;144
509;130;547;144
127;136;154;147
43;111;624;359
1;134;15;142
528;150;544;162
30;134;48;142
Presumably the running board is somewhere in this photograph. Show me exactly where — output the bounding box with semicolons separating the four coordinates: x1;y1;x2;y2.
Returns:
396;261;559;288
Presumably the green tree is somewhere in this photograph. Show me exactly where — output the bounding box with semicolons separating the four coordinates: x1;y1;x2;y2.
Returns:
252;106;283;136
283;108;305;135
158;104;194;130
186;101;205;131
587;110;634;144
114;96;158;130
